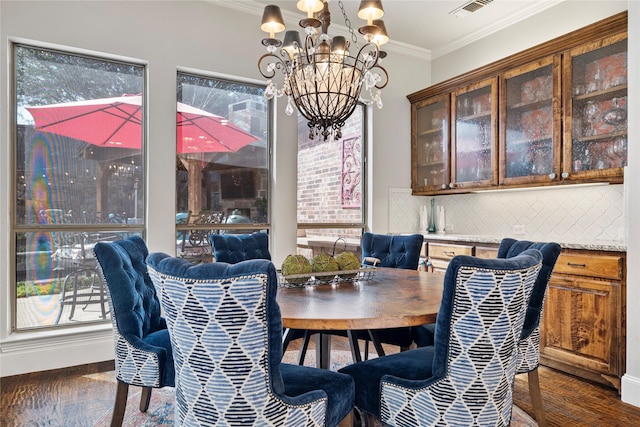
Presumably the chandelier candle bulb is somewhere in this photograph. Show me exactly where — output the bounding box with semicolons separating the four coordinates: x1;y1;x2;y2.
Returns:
258;0;389;141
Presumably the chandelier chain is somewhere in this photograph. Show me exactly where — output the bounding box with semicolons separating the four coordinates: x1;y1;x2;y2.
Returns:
338;0;359;47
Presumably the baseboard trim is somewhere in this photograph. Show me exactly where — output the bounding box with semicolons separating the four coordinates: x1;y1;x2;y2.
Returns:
622;374;640;408
1;330;114;377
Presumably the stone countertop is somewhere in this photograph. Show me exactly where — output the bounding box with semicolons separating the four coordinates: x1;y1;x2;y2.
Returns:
420;233;626;253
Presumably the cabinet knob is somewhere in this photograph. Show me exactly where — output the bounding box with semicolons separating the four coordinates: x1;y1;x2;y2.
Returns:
548;173;556;180
449;182;455;189
562;172;569;179
441;184;447;190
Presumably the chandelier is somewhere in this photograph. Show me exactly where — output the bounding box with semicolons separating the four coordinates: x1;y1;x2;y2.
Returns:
258;0;389;141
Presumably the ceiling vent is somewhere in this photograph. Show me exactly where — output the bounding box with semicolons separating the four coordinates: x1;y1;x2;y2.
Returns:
449;0;494;18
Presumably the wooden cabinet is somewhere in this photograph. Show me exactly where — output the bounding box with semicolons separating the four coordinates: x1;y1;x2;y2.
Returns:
541;250;625;391
426;241;473;273
451;77;499;190
412;94;451;193
474;245;498;259
425;238;626;390
409;12;627;195
562;33;627;183
499;55;562;185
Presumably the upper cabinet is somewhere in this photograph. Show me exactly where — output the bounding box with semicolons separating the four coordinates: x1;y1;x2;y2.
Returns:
408;12;627;195
500;55;561;186
412;93;450;192
452;77;498;190
563;34;628;182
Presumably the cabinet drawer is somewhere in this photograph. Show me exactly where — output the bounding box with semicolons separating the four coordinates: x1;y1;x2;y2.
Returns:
428;243;473;260
475;246;498;259
553;253;623;280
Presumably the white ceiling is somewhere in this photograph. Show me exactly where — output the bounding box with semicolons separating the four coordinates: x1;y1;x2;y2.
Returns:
218;0;565;58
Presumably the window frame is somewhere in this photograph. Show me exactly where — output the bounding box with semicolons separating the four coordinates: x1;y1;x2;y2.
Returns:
10;42;147;332
296;103;369;250
174;70;273;261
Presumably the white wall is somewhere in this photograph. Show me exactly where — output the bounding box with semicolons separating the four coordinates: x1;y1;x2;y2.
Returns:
622;0;640;408
0;1;428;376
431;1;628;84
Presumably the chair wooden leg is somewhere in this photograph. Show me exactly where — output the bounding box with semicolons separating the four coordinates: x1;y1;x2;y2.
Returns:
528;368;548;427
338;409;354;427
139;386;153;412
110;381;129;427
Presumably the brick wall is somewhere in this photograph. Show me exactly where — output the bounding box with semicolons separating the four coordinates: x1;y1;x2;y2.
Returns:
296;108;363;241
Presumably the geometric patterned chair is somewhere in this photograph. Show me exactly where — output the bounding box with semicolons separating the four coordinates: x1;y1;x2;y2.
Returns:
412;238;561;427
93;236;175;427
496;238;561;427
339;249;543;426
146;254;355;427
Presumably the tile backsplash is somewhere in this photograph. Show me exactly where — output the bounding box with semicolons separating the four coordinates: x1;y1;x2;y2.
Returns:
389;184;625;244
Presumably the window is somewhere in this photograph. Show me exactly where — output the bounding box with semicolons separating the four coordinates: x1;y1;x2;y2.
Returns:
175;73;270;261
296;105;367;260
13;45;145;330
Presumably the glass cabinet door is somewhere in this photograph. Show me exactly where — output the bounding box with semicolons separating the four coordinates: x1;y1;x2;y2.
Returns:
563;34;627;182
500;55;561;185
451;77;498;189
412;94;450;192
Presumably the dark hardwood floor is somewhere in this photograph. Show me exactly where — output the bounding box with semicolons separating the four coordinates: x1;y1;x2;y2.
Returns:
2;337;639;426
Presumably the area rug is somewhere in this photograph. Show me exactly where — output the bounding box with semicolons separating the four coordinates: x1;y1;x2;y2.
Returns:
95;350;537;426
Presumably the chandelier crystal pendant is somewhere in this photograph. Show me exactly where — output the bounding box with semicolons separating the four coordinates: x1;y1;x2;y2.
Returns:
258;0;389;141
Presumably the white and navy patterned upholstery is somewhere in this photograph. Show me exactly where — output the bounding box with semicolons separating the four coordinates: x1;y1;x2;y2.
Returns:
108;298;163;387
516;327;541;373
146;254;355;427
496;239;561;374
339;250;542;427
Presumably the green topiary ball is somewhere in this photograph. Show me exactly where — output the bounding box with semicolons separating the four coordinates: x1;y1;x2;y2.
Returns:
281;254;312;285
311;253;339;281
335;252;361;278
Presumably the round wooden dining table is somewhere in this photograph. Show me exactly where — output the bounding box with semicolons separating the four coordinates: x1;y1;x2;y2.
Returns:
277;267;445;369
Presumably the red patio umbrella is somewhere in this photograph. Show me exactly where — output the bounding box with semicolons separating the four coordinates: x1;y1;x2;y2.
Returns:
25;94;259;153
26;94;260;215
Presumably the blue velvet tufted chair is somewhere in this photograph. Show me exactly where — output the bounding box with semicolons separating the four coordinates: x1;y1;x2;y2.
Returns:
339;250;542;426
209;232;271;263
296;233;425;365
360;232;424;356
93;236;174;427
146;254;355;427
361;232;423;270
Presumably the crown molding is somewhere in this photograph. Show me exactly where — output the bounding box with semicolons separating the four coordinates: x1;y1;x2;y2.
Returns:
208;0;430;60
432;0;564;59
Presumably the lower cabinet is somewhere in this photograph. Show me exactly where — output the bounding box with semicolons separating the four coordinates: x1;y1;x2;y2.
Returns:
540;250;625;391
425;240;626;391
426;242;473;273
